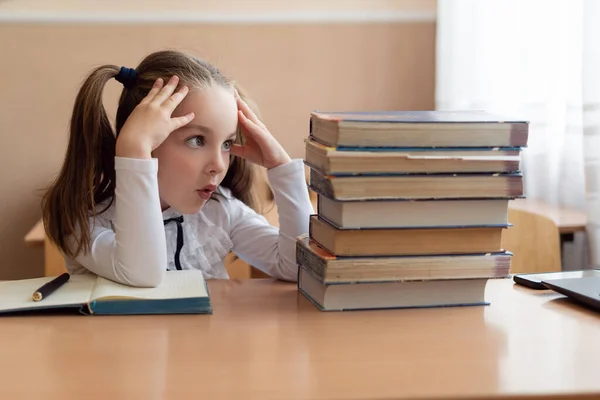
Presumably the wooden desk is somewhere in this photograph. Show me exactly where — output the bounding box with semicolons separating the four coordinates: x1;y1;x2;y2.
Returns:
24;219;44;243
24;219;67;277
2;279;599;399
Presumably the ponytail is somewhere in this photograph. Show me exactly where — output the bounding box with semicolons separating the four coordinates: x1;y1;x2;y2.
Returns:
42;65;119;258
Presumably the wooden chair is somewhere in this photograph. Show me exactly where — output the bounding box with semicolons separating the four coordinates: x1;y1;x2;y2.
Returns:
501;205;562;274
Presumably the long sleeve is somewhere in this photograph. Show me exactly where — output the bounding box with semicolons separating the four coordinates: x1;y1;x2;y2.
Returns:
228;159;314;281
68;157;167;287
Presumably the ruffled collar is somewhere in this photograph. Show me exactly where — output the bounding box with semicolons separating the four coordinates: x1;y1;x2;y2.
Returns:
161;205;233;279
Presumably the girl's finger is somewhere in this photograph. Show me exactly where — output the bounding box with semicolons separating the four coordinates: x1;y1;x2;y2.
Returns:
151;75;180;106
238;110;265;138
229;143;263;166
171;112;195;130
235;90;266;129
238;110;271;149
229;143;247;159
140;78;163;105
165;85;190;112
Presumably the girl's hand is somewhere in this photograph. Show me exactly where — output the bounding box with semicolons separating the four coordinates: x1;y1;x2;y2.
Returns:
230;90;291;169
116;75;195;159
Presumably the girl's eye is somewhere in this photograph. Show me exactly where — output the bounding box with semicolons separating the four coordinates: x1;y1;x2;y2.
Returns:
222;140;234;151
186;136;204;148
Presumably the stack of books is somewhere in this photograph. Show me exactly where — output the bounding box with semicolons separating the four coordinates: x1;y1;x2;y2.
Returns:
297;110;529;311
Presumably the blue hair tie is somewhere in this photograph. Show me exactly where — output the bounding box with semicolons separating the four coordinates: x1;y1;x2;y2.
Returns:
115;66;137;89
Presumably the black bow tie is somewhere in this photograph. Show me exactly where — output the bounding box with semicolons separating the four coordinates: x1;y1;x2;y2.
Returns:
163;216;184;270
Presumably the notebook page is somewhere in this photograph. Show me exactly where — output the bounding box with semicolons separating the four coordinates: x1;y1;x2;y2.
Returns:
90;270;208;301
0;274;97;312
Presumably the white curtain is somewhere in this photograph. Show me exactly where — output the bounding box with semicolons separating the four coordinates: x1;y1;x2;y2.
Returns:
436;0;600;268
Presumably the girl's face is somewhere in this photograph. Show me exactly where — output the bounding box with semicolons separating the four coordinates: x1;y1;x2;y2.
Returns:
152;84;239;214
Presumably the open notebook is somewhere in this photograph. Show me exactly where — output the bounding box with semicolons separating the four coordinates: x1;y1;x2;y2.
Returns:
0;270;211;315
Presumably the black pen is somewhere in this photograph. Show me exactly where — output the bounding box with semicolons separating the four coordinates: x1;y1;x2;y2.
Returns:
32;273;70;301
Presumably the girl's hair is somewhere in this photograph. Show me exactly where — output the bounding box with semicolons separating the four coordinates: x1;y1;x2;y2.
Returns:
42;50;269;259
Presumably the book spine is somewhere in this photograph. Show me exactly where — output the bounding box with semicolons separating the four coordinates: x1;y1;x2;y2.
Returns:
296;241;328;281
308;169;335;199
510;124;529;147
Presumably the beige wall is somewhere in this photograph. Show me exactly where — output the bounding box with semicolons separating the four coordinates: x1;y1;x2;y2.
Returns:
0;1;436;280
0;0;436;12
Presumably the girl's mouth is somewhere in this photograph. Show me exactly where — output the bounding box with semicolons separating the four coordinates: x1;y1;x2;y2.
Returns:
197;184;216;200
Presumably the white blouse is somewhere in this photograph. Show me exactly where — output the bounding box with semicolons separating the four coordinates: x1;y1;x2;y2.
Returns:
63;156;314;286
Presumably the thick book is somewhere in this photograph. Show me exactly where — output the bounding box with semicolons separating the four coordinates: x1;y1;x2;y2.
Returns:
296;234;512;283
317;195;509;229
305;138;521;175
309;110;529;148
298;266;491;311
0;270;211;315
309;215;506;257
309;167;523;201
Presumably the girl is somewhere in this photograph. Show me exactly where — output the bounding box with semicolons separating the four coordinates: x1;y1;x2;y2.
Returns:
41;50;313;287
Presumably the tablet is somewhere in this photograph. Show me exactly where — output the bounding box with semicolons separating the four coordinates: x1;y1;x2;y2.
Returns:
513;269;600;290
